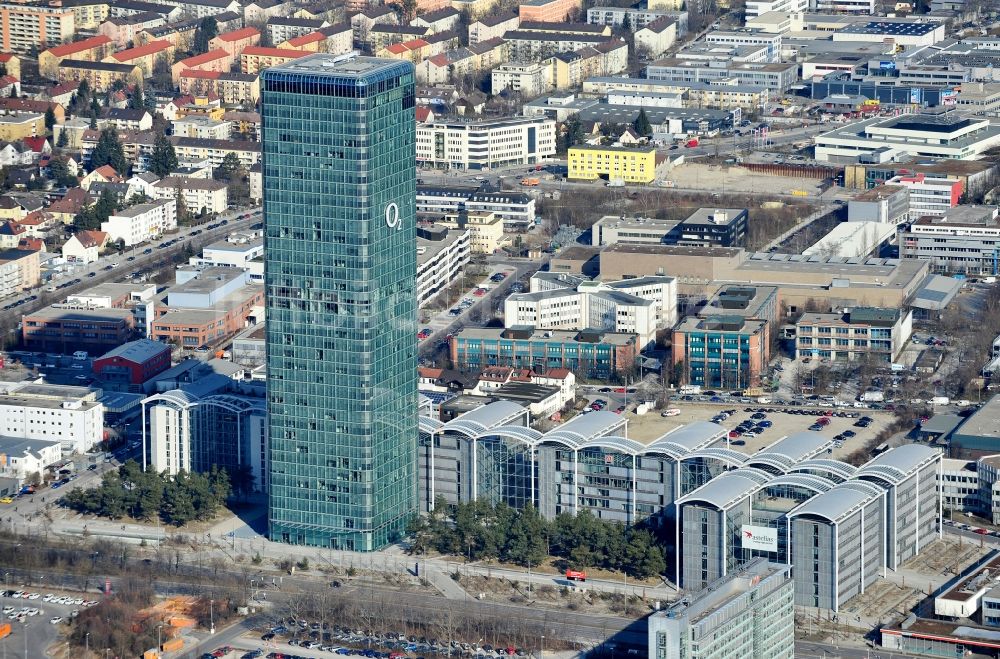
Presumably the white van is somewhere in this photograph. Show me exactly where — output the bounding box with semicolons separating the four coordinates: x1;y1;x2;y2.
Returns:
72;351;88;360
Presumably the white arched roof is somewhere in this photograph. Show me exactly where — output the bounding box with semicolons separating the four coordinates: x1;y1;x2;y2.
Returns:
541;410;626;448
678;468;773;511
790;459;857;482
476;425;544;446
681;447;749;468
578;435;647;456
854;443;942;486
439;400;528;437
419;416;444;434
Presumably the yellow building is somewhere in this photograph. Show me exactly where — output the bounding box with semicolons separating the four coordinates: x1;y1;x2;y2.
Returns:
66;0;110;30
0;53;20;80
39;34;113;79
439;211;505;254
0;113;43;142
57;60;142;93
240;47;308;75
568;145;658;184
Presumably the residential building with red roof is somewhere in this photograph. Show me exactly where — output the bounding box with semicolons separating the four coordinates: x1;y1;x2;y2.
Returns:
39;35;113;78
279;30;326;52
0;219;25;248
48;187;88;225
0;98;64;124
240;47;308;75
106;40;175;77
21;136;49;154
62;229;108;263
208;27;261;58
0;53;21;80
17;237;44;252
170;48;234;85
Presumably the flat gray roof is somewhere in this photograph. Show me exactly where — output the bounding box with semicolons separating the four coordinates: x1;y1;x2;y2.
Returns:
955;395;1000;441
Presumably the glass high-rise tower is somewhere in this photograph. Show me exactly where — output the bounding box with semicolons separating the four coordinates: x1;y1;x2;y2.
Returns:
261;54;418;551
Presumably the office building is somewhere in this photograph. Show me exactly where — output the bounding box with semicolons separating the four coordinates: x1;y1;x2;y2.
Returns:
21;305;135;353
676;208;748;247
142;388;267;489
848;184;910;225
952;395;1000;458
416;116;557;171
504;275;677;348
568;145;658;184
262;54;418;551
646;58;798;92
648;559;795;659
802;221;895;259
450;326;639;379
586;7;686;31
815;111;1000;163
0;383;104;453
92;339;172;389
887;173;962;218
795;307;913;363
672;316;769;389
0;248;39;299
900;207;1000;276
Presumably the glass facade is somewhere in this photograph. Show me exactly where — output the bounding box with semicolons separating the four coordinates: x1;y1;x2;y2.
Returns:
262;55;418;550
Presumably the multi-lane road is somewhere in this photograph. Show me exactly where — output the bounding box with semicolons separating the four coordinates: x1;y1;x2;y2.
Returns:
1;206;262;321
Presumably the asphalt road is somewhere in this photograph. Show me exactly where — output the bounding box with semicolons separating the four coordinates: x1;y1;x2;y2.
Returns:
2;206;262;319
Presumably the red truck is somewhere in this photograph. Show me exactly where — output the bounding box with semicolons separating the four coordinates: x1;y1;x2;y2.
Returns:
686;138;699;148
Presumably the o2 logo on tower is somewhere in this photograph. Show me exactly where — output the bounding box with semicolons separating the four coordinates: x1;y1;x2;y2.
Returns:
385;202;402;231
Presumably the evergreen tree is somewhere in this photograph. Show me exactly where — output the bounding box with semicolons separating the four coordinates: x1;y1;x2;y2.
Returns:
56;130;68;149
44;107;56;132
90;127;128;174
149;133;177;177
193;17;218;54
89;95;101;116
88;111;98;130
77;79;90;100
128;86;144;110
633;108;652;136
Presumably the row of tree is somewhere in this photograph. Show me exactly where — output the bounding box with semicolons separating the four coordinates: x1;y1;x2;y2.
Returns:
61;460;231;526
407;498;667;579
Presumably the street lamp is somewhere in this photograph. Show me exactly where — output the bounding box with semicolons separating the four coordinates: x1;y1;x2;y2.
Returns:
540;635;544;659
85;632;89;657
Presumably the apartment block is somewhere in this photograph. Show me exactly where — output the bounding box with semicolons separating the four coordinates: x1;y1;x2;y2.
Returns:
887;173;963;218
899;207;1000;276
57;60;142;92
673;315;769;388
39;34;112;78
469;12;518;44
100;198;176;247
417;225;471;306
106;39;174;77
0;247;38;299
240;46;308;74
153;176;228;214
519;0;583;23
416;116;557;170
0;3;75;53
208;26;260;58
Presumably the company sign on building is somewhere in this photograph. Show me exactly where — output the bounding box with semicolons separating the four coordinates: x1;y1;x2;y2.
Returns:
741;525;777;552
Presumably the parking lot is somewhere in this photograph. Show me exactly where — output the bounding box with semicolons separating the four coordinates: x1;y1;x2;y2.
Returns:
622;400;894;460
0;588;100;659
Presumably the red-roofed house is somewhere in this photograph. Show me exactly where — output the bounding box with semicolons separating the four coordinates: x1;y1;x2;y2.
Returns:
0;75;18;97
0;54;21;80
106;40;175;77
62;229;109;263
18;237;45;252
22;137;50;155
178;69;221;96
81;165;122;191
170;49;234;85
17;211;56;237
240;47;309;75
39;35;113;78
279;31;326;52
209;27;260;58
415;105;436;122
0;220;25;248
48;187;88;225
377;38;431;63
42;81;78;106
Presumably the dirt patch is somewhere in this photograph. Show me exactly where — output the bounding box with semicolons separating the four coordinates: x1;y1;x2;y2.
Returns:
666;162;824;196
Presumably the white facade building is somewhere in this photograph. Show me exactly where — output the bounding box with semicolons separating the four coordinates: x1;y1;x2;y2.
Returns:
189;238;264;282
0;437;62;480
0;383;104;453
745;0;807;19
505;274;677;348
100;198;177;247
416;117;557;171
704;30;782;62
814;111;1000;163
417;226;471;306
152;176;229;215
886;174;962;218
491;63;550;97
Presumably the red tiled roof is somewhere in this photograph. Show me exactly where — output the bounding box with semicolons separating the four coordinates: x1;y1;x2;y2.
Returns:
545;368;572;378
112;40;172;62
286;31;324;47
91;165;120;180
242;46;308;58
180;68;221;80
214;27;259;42
0;220;24;236
427;53;449;67
403;38;429;49
386;43;408;55
46;81;78;96
0;76;17;87
415;106;432;121
177;49;230;68
45;35;112;58
74;229;108;248
418;367;444;379
48;187;86;213
22;136;47;153
17;237;43;251
0;54;14;63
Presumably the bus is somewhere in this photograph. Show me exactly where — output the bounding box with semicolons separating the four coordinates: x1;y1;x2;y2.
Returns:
872;443;889;456
566;570;587;582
